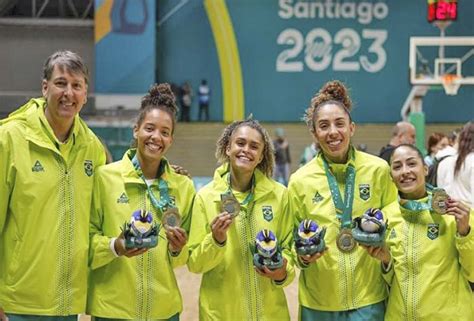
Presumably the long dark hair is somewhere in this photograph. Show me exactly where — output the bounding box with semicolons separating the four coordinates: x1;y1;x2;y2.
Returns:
455;121;474;176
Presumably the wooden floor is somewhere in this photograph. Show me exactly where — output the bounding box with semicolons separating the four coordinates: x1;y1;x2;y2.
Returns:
79;267;299;320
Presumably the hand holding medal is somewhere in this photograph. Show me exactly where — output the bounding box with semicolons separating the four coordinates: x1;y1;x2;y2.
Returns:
445;197;471;237
211;211;234;244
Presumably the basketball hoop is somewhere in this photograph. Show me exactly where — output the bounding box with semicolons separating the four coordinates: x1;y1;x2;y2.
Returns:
441;74;461;95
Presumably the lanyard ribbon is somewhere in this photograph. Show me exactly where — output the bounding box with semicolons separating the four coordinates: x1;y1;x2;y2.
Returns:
399;184;438;212
225;171;255;206
321;153;356;229
131;154;175;214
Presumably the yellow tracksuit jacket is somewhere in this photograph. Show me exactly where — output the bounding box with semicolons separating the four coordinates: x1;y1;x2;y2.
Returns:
87;151;195;319
187;164;294;321
383;197;474;321
0;98;105;315
288;149;398;311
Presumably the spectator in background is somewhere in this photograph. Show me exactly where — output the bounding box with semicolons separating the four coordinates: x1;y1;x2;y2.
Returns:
273;127;291;186
424;132;449;167
438;121;474;208
448;128;462;146
378;121;416;163
198;79;210;121
180;81;192;122
299;142;318;167
0;51;106;321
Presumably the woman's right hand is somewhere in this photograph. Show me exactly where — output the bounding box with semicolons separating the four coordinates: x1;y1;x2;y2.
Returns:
298;247;328;265
211;212;234;244
114;232;148;257
361;245;391;265
0;307;9;321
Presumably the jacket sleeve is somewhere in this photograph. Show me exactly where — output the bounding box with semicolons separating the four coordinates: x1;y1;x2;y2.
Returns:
273;189;295;287
0;128;14;235
187;193;226;273
169;179;196;268
456;210;474;282
89;172;117;270
288;178;308;270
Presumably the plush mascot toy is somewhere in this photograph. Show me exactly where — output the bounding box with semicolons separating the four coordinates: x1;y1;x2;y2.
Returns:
253;229;284;270
352;208;386;247
123;209;159;249
294;219;326;256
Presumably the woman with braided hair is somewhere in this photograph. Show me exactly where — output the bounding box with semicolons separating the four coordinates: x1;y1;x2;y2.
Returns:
187;118;294;320
87;83;195;320
288;80;398;321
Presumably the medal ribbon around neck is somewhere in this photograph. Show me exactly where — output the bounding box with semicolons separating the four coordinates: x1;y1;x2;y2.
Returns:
226;171;255;207
320;151;356;229
399;184;439;212
131;153;175;215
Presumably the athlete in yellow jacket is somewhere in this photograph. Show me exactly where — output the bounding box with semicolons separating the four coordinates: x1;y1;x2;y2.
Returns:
289;80;398;320
365;144;474;321
0;51;105;320
87;84;195;320
188;119;294;321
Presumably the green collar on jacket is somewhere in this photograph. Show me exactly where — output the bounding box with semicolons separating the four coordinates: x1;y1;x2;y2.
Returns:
1;97;93;152
315;146;357;181
121;148;175;186
210;163;274;202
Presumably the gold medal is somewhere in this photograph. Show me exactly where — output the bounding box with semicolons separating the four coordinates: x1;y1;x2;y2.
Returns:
220;194;241;217
336;228;356;253
432;189;449;214
162;208;181;228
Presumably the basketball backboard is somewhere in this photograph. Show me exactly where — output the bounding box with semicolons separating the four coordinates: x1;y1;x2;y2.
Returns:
409;36;474;94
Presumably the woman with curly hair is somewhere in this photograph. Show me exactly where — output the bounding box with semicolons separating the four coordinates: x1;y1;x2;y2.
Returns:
288;80;398;320
187;118;294;320
87;83;196;320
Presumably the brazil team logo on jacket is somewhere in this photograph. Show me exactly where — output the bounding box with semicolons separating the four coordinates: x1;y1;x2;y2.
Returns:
427;223;439;240
84;160;93;176
359;184;370;201
262;206;273;222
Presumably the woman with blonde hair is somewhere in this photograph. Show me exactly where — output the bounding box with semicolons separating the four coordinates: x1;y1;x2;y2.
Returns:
188;118;294;320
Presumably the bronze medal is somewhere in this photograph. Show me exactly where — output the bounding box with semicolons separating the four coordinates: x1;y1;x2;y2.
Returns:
336;228;356;253
162;207;181;228
220;194;241;217
432;189;449;214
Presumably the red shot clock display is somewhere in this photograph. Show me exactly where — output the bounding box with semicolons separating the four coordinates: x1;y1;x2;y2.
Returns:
428;0;458;22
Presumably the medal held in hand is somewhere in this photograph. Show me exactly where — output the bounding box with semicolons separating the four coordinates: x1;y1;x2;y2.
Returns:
352;208;386;247
253;229;284;270
294;219;327;256
432;188;449;214
336;228;356;253
220;193;241;217
123;209;159;249
162;207;181;228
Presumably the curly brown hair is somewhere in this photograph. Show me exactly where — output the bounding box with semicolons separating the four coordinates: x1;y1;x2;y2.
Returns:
136;83;179;133
215;118;275;177
304;80;352;133
454;121;474;176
